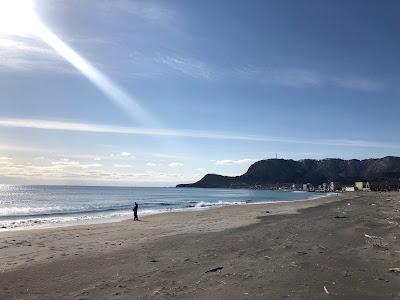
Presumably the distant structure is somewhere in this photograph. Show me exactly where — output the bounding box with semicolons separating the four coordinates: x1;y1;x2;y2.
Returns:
292;183;301;190
343;186;356;192
329;182;339;192
355;181;371;191
303;183;314;192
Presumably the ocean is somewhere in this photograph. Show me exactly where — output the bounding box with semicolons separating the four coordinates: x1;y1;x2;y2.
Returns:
0;185;333;230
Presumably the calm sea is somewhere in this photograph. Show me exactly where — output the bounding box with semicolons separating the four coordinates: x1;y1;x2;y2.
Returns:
0;185;332;230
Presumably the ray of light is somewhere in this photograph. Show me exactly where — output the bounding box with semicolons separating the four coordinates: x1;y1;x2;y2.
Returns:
0;0;158;126
33;20;158;126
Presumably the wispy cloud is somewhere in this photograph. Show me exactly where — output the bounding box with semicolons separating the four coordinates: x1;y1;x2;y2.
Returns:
0;159;195;184
332;77;383;91
0;36;70;73
51;158;102;169
110;152;134;159
215;158;257;166
114;164;131;168
96;0;175;26
235;65;383;90
235;66;322;88
122;51;217;81
146;162;156;167
155;55;216;80
0;117;399;149
169;162;184;168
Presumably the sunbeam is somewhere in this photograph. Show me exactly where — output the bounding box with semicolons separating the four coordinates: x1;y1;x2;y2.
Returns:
34;21;159;126
0;0;158;126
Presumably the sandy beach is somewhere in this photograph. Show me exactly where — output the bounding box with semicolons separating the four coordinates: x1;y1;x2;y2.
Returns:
0;192;399;299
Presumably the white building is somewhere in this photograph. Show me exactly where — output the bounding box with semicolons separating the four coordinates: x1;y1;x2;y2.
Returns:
343;186;356;192
355;182;371;191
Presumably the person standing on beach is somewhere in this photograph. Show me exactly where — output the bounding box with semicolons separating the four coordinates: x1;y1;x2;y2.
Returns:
133;202;139;221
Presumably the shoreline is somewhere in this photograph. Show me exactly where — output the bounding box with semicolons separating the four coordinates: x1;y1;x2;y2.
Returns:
1;191;399;299
0;191;338;232
0;193;342;273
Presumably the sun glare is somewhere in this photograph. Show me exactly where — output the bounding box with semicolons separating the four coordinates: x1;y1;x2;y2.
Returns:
0;0;38;35
0;0;158;126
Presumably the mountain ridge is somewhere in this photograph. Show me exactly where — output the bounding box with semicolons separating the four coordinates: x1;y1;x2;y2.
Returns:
177;156;400;189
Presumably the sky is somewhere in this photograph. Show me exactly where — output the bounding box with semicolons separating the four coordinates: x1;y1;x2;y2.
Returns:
0;0;400;186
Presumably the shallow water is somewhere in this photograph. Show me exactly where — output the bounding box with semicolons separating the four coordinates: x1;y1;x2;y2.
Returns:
0;185;332;230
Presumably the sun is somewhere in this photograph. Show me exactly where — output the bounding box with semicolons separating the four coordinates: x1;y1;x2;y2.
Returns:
0;0;38;36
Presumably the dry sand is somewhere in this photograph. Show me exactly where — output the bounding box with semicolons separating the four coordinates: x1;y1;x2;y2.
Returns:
0;192;399;299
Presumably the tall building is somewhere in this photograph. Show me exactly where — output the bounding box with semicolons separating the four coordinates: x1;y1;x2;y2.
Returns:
329;182;338;191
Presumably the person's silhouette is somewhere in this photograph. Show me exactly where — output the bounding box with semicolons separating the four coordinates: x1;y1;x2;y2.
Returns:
133;202;139;221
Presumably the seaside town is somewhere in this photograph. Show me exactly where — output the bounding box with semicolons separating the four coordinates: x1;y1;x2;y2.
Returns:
297;181;370;192
251;181;400;192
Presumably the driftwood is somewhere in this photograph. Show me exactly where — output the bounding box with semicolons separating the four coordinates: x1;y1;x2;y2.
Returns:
389;268;400;273
205;266;224;273
334;215;347;219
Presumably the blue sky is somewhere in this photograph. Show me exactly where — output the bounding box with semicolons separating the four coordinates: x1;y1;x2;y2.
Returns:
0;0;399;185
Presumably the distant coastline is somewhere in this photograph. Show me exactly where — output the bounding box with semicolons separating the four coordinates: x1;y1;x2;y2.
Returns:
177;156;400;191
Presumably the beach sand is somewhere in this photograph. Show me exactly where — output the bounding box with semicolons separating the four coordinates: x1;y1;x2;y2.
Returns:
0;192;399;299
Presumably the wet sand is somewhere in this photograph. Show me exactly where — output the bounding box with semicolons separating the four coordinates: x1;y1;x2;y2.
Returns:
0;192;399;299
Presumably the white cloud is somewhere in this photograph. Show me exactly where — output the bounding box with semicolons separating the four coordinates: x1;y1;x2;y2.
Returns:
110;152;134;158
196;167;205;171
114;164;131;168
146;162;156;167
0;157;13;165
169;162;184;168
0;157;13;160
216;158;257;166
0;159;196;185
51;159;102;169
0;117;399;149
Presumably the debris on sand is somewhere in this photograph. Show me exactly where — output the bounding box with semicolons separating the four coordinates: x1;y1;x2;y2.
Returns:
323;286;329;294
205;266;224;273
334;215;347;219
373;244;389;250
364;234;382;239
365;233;387;248
389;268;400;273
